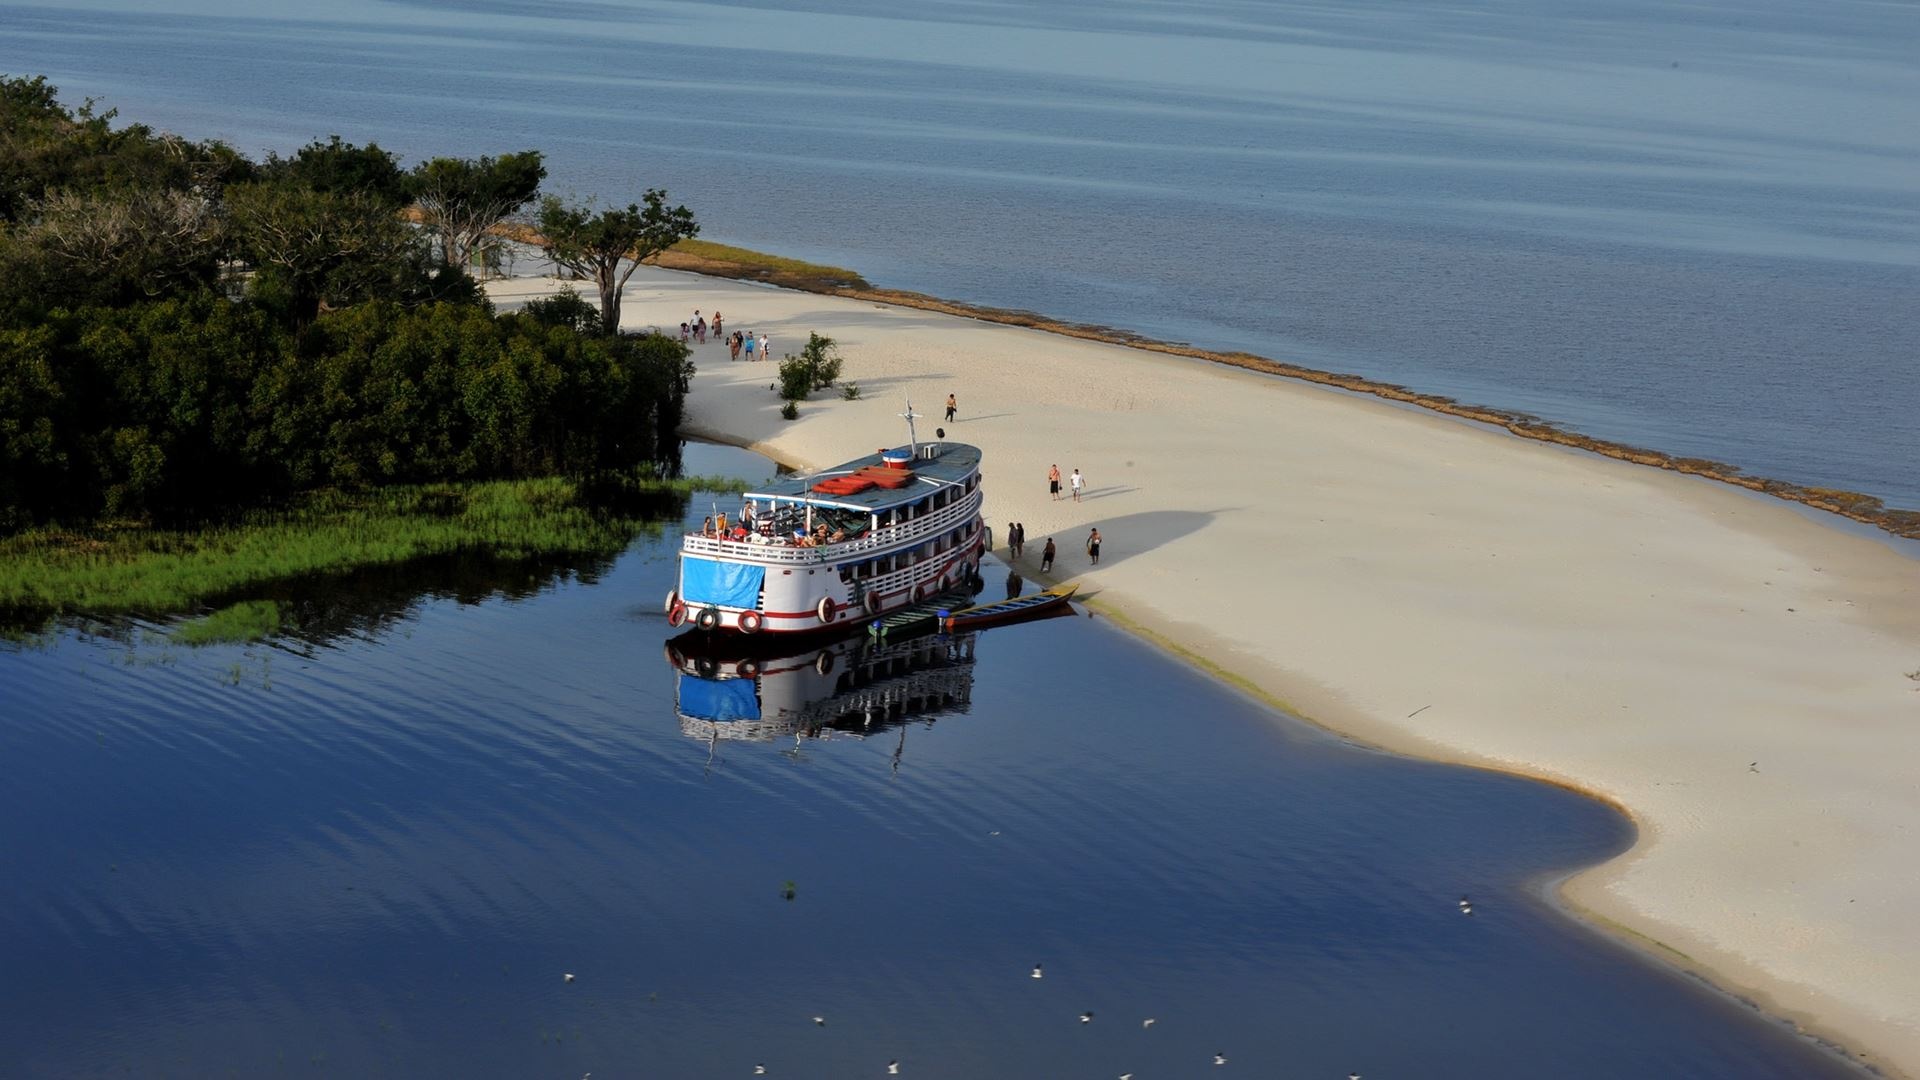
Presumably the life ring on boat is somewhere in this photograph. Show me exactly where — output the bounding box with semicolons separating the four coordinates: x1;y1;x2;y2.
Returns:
663;589;679;615
862;590;882;617
738;610;764;634
817;597;837;624
814;650;835;676
695;606;721;631
694;656;717;678
737;659;760;677
666;600;687;627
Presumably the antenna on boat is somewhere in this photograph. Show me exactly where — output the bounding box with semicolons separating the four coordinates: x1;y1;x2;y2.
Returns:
901;400;921;455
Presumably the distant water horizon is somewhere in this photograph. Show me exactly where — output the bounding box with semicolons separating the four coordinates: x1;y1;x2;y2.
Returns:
2;0;1915;508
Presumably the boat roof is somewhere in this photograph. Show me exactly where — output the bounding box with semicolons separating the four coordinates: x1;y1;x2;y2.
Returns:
744;442;981;512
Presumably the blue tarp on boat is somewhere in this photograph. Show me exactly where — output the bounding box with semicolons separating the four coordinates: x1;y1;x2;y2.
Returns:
678;675;761;721
681;557;765;609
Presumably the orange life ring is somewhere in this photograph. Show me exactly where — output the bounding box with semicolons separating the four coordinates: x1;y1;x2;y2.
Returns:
863;590;882;617
738;610;763;634
817;597;837;624
667;600;687;627
663;589;679;615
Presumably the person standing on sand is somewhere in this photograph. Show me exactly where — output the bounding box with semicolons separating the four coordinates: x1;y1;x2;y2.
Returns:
1040;537;1056;573
1007;522;1017;558
729;332;741;362
945;394;958;422
759;332;771;361
744;332;756;361
1069;468;1084;503
1085;527;1102;565
712;310;723;336
1014;522;1025;558
1048;464;1062;501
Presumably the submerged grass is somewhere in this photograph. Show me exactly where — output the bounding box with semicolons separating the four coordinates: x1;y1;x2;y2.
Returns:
0;473;746;622
174;600;284;645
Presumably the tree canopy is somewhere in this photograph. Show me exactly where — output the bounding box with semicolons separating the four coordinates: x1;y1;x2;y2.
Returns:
536;190;699;335
0;76;698;532
411;150;545;271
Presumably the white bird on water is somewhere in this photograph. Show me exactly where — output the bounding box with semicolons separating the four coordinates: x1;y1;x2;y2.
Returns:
1031;964;1044;980
754;1067;767;1076
1214;1051;1228;1065
1142;1018;1157;1029
563;973;576;983
812;1016;826;1027
887;1061;901;1075
1080;1011;1094;1024
1349;1072;1364;1079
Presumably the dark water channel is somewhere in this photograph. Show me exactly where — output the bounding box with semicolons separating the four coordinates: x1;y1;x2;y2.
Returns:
0;445;1861;1078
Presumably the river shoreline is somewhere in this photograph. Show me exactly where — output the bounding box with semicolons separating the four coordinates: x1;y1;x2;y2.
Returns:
488;263;1920;1078
647;241;1920;540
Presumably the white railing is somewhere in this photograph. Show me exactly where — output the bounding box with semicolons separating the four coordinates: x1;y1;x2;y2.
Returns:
682;488;983;564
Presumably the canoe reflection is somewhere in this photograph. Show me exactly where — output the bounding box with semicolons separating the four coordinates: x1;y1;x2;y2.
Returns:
666;630;978;743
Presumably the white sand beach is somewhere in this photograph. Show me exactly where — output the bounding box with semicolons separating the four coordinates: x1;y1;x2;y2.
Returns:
490;270;1920;1076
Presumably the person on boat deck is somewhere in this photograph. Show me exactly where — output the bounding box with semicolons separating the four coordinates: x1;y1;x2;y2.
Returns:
701;515;714;537
715;511;729;536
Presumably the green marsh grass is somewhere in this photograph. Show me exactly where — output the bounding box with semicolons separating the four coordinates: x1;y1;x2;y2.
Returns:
0;473;747;622
174;600;284;645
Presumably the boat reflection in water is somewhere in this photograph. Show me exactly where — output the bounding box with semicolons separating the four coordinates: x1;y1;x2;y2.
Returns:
666;629;979;746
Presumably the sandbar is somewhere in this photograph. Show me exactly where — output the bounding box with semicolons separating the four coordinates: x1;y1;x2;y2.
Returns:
488;269;1920;1076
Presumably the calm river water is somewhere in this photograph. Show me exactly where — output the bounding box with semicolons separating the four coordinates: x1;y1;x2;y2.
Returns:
1;0;1915;508
0;445;1862;1078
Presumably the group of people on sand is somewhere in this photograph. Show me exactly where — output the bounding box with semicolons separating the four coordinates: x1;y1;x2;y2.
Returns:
727;330;770;362
1007;521;1101;573
1046;463;1085;503
679;308;717;343
679;308;770;362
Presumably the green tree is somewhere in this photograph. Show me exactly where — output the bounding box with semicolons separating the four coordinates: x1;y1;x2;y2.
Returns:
410;150;545;272
260;135;409;206
535;190;697;335
226;182;428;326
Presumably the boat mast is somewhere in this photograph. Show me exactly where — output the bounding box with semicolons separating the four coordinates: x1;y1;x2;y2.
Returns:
901;400;921;455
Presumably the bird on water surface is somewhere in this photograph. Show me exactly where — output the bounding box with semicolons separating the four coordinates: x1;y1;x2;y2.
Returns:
754;1067;766;1076
1031;963;1044;979
811;1016;826;1026
1142;1018;1157;1029
887;1061;901;1075
1214;1051;1228;1065
1080;1011;1094;1024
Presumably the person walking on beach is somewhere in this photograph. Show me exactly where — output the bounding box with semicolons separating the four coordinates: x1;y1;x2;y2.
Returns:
712;310;723;336
1007;521;1017;558
758;332;771;361
1085;527;1102;566
1013;522;1025;558
1069;468;1085;503
1048;464;1062;501
729;332;742;362
679;321;689;342
1040;537;1056;573
945;393;958;422
743;332;756;361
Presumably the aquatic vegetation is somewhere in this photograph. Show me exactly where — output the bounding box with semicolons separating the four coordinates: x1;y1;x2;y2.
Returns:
173;600;284;645
782;880;797;901
0;473;745;622
658;239;869;291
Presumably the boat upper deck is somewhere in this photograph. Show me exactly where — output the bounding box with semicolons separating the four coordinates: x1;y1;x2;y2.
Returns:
745;442;982;512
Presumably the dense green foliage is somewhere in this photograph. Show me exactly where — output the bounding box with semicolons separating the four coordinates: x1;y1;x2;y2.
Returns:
777;331;845;400
0;75;700;533
0;473;746;620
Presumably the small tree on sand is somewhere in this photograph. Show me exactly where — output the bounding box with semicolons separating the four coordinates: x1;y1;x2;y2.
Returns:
535;190;697;335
